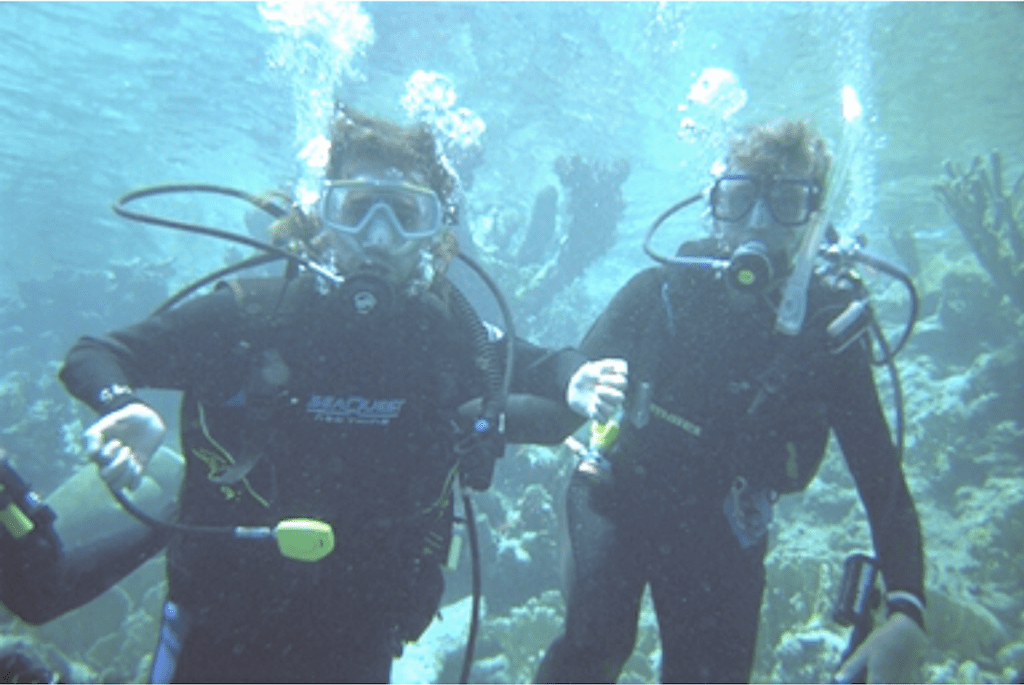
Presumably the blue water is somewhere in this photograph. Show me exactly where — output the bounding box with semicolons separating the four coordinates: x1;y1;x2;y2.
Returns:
1;2;1022;683
3;3;1019;307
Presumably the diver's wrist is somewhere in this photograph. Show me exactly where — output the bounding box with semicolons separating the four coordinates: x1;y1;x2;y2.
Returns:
95;383;143;415
886;591;925;631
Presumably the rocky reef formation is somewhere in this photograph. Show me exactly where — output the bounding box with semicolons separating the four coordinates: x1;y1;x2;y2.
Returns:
473;153;629;325
547;154;630;290
0;265;172;493
934;151;1024;309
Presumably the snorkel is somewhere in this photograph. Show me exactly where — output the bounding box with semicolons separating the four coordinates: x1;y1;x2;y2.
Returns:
776;86;863;335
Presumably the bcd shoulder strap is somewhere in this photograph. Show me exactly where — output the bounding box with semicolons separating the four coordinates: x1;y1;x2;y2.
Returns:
183;276;300;496
428;275;506;491
219;275;306;327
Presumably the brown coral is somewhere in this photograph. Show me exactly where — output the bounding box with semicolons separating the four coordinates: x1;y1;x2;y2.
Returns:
934;151;1024;309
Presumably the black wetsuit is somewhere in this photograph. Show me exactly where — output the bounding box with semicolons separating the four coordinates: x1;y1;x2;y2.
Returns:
59;273;584;684
537;242;925;684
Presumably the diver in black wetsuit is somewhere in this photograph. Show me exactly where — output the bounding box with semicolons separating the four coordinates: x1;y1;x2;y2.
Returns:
536;118;927;684
4;107;627;684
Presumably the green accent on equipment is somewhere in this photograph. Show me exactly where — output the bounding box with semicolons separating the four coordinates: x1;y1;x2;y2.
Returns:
0;481;37;540
112;482;336;563
232;519;335;562
591;418;621;452
0;500;35;539
274;519;335;562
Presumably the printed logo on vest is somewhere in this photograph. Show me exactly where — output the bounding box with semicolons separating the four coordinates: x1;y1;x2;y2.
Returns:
305;395;407;426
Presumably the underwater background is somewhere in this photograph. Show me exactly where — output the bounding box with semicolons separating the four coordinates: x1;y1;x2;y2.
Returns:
0;2;1022;682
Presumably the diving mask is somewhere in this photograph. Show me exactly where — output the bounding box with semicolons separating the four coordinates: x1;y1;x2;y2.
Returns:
320;177;443;247
711;174;820;227
642;189;799;297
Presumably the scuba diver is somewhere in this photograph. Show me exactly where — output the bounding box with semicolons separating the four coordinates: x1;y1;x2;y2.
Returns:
535;118;927;684
1;106;627;683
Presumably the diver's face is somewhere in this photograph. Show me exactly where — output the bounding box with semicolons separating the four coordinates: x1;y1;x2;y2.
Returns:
711;168;819;261
314;222;423;288
316;156;441;287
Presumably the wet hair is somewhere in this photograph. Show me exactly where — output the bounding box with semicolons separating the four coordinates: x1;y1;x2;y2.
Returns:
269;206;320;247
269;105;461;275
727;118;832;197
326;104;458;214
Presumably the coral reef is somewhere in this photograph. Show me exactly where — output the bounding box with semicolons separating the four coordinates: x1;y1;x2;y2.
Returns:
934;151;1024;309
554;155;629;244
391;594;476;684
516;186;559;265
546;154;630;296
451;448;569;617
473;590;563;683
473;153;629;323
935;271;1018;362
885;222;920;275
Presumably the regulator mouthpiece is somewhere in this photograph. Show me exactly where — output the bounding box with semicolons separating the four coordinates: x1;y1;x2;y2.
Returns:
341;272;394;317
727;241;773;294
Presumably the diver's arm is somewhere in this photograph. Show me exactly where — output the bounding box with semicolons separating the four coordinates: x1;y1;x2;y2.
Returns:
502;336;587;398
60;287;247;488
483;339;589;445
829;343;925;620
498;393;585;445
475;340;627;445
1;448;182;625
497;270;659;445
3;291;236;625
817;326;927;683
59;284;248;413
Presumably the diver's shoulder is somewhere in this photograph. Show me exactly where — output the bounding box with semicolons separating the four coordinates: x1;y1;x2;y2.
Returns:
677;237;721;258
809;268;861;307
213;273;319;316
629;265;668;287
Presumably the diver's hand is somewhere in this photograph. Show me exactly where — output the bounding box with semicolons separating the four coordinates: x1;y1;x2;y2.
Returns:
834;613;926;684
566;358;628;423
84;403;167;492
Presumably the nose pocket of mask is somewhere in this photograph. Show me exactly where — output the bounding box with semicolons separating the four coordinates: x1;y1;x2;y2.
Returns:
362;209;396;247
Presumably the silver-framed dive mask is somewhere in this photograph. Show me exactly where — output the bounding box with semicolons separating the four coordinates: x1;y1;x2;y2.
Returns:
320;176;444;247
